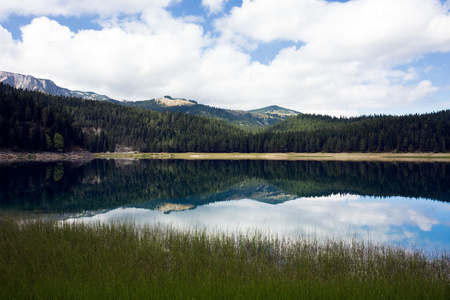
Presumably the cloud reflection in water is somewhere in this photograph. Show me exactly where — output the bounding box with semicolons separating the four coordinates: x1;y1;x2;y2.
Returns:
66;194;449;251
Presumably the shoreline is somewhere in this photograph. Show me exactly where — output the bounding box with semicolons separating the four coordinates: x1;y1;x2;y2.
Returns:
1;151;450;162
0;151;95;163
94;152;450;162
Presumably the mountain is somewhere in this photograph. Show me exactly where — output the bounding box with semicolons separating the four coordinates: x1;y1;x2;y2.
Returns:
121;96;300;131
1;83;449;154
133;181;299;214
0;83;247;153
0;71;300;130
0;71;113;101
249;105;300;118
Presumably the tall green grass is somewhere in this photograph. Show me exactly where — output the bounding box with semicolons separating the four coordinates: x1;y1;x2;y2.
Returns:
0;218;448;299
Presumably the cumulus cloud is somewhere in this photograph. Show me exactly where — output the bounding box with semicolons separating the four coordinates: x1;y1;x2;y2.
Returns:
202;0;228;14
0;0;449;115
217;0;450;63
3;13;208;99
208;0;450;113
0;25;16;63
0;0;175;19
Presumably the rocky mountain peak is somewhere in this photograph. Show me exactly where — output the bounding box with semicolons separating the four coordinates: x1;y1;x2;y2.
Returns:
155;96;196;107
0;71;72;97
0;71;113;101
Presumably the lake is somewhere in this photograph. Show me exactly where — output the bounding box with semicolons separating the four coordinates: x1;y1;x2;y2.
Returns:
1;159;449;253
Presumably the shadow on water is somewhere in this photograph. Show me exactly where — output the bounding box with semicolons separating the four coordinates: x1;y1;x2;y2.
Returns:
0;159;449;213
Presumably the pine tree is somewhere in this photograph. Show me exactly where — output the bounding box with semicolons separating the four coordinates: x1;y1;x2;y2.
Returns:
53;133;65;152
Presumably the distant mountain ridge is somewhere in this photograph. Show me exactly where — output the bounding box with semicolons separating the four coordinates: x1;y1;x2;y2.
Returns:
120;96;300;130
0;71;113;101
1;71;300;130
249;105;300;117
1;82;449;154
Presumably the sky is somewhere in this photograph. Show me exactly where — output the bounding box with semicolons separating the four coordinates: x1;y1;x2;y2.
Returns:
1;0;450;116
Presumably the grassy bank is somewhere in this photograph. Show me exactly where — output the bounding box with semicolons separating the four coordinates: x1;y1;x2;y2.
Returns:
94;152;450;162
0;219;449;299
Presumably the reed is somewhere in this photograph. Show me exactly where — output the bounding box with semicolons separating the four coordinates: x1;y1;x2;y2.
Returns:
0;218;448;299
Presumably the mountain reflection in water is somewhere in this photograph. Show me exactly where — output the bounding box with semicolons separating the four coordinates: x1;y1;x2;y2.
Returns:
0;159;449;251
65;194;449;251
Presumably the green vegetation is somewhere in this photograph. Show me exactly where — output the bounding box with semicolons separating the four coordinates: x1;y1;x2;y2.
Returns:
269;113;340;132
0;84;246;153
1;83;450;153
0;219;448;299
53;133;65;152
119;97;293;131
265;112;450;152
0;85;84;152
248;104;300;117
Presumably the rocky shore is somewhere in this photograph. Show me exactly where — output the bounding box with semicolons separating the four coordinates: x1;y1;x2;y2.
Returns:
0;151;95;163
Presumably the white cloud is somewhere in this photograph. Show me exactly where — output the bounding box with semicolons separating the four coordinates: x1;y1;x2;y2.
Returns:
202;0;228;14
0;25;16;63
207;0;450;113
217;0;450;64
0;0;175;19
2;14;208;99
0;0;449;115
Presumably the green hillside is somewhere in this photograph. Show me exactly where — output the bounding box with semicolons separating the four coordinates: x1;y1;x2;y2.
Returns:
119;97;298;131
249;105;300;117
264;112;450;152
268;113;341;132
0;84;246;153
1;83;449;154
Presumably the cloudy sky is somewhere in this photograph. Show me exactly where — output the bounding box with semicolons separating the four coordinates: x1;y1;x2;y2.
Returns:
1;0;450;116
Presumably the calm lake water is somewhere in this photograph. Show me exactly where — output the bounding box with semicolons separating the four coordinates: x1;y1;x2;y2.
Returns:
1;159;449;252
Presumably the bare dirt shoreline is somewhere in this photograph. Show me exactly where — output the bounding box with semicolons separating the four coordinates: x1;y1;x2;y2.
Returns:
1;151;450;163
94;152;450;162
0;151;95;163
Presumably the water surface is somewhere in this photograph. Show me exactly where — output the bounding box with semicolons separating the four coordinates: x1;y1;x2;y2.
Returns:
1;159;449;252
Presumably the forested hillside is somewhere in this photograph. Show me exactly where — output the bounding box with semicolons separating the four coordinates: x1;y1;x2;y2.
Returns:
118;96;295;131
263;112;450;152
1;83;449;153
0;84;246;152
0;85;84;152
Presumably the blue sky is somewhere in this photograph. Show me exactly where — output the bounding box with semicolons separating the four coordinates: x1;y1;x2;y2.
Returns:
0;0;450;116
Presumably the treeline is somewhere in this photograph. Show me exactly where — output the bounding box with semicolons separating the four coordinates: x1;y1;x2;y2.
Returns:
1;83;449;153
0;84;246;153
261;113;450;153
0;85;84;151
61;97;246;153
